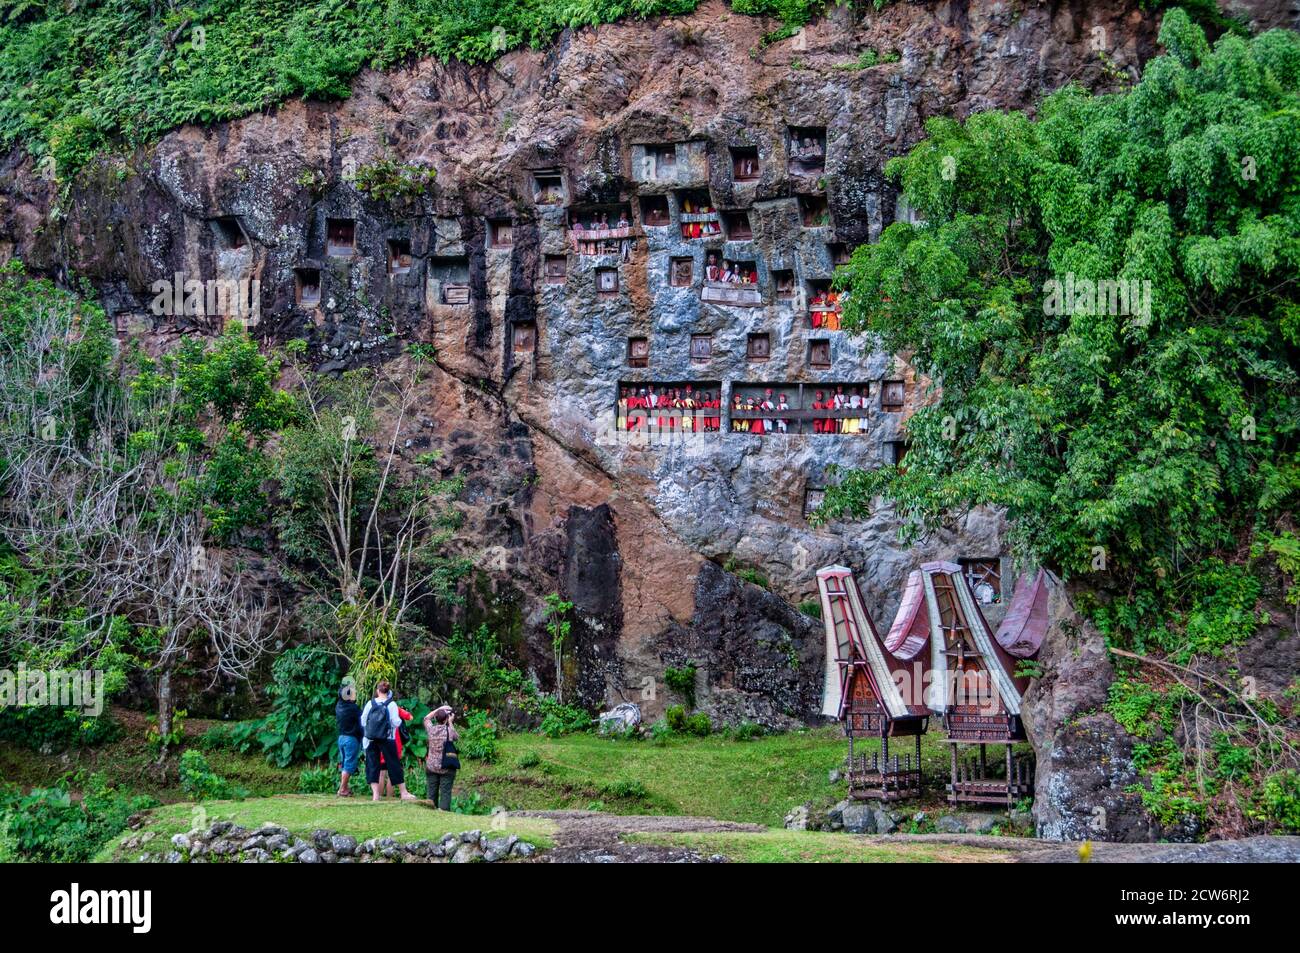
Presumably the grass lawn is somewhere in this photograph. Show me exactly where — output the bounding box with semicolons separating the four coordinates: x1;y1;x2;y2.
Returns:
4;710;1032;831
466;726;966;826
627;830;1015;863
95;794;557;862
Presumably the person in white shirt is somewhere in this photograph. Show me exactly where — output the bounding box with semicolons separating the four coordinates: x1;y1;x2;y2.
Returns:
359;681;418;801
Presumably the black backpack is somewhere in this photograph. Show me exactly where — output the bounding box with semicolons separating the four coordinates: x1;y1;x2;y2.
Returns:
364;700;392;741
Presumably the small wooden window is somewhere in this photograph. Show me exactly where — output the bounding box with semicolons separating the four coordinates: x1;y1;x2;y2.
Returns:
213;216;246;249
690;334;713;361
597;267;619;295
731;147;760;181
747;333;770;361
881;379;905;412
387;239;412;275
803;487;825;520
295;268;321;307
723;211;752;241
809;339;831;368
640;195;670;227
773;270;795;299
670;257;694;287
489;218;513;248
799;195;830;228
512;321;537;353
627;336;649;367
961;558;1002;605
544;255;567;283
326;218;355;257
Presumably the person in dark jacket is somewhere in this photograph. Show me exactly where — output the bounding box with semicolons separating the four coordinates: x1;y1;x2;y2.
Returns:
335;682;363;797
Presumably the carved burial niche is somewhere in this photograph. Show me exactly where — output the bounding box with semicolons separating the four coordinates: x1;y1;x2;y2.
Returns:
211;216;247;249
730;146;760;182
531;169;565;205
627;336;649;367
677;189;720;239
644;144;677;180
773;269;796;299
746;332;771;361
669;256;694;287
789;126;827;174
387;239;413;275
640;194;670;227
804;486;826;520
880;378;905;412
723;211;753;241
429;256;470;305
884;439;908;466
799;194;831;228
512;320;537;354
543;254;568;284
326;218;355;257
808;338;831;369
597;267;620;295
690;333;713;362
295;267;321;308
488;218;514;248
829;242;850;266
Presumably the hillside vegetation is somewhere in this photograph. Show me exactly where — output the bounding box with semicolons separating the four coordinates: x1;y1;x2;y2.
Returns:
825;10;1300;832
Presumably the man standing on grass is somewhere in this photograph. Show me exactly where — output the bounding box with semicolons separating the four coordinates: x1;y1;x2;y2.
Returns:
360;681;418;801
335;681;363;797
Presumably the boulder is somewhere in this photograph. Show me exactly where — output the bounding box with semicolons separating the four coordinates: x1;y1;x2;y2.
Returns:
597;702;642;735
839;803;877;835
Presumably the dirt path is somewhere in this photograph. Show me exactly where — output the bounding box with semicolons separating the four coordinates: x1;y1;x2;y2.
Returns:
513;810;765;863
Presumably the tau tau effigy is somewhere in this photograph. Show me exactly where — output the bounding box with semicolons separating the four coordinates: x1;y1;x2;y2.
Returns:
817;564;1051;805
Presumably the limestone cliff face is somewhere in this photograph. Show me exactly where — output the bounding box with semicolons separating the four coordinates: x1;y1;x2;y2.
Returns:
0;1;1162;726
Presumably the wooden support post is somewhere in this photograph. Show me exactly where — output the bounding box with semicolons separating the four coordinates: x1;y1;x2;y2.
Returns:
950;744;958;804
1006;745;1014;808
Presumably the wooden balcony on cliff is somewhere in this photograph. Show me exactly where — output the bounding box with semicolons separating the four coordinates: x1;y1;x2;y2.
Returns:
700;280;762;307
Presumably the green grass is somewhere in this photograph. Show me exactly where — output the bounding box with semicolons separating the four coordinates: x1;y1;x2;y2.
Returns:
627;830;1014;863
4;720;1028;828
466;726;963;825
94;794;557;863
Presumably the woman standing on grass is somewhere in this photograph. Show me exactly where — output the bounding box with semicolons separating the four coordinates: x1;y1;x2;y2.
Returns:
423;705;460;811
360;681;418;802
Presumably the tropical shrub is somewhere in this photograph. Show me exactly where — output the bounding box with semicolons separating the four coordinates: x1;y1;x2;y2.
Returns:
0;773;156;862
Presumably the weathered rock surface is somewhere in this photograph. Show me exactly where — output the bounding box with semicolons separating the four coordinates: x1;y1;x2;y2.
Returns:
1021;578;1161;842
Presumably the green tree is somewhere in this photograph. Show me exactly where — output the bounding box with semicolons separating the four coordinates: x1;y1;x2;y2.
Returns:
824;11;1300;601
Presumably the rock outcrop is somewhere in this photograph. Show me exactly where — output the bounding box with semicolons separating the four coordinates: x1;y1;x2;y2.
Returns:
0;1;1164;730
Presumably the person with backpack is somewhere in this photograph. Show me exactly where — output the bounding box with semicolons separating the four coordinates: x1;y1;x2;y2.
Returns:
335;681;364;797
423;705;460;810
376;703;413;798
360;681;417;801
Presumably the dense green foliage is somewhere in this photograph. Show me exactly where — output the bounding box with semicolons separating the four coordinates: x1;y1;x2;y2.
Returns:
236;646;344;767
824;11;1300;832
827;10;1299;603
0;772;156;862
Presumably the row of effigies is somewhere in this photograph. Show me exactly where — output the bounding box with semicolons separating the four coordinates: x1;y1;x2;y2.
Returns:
816;562;1049;806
